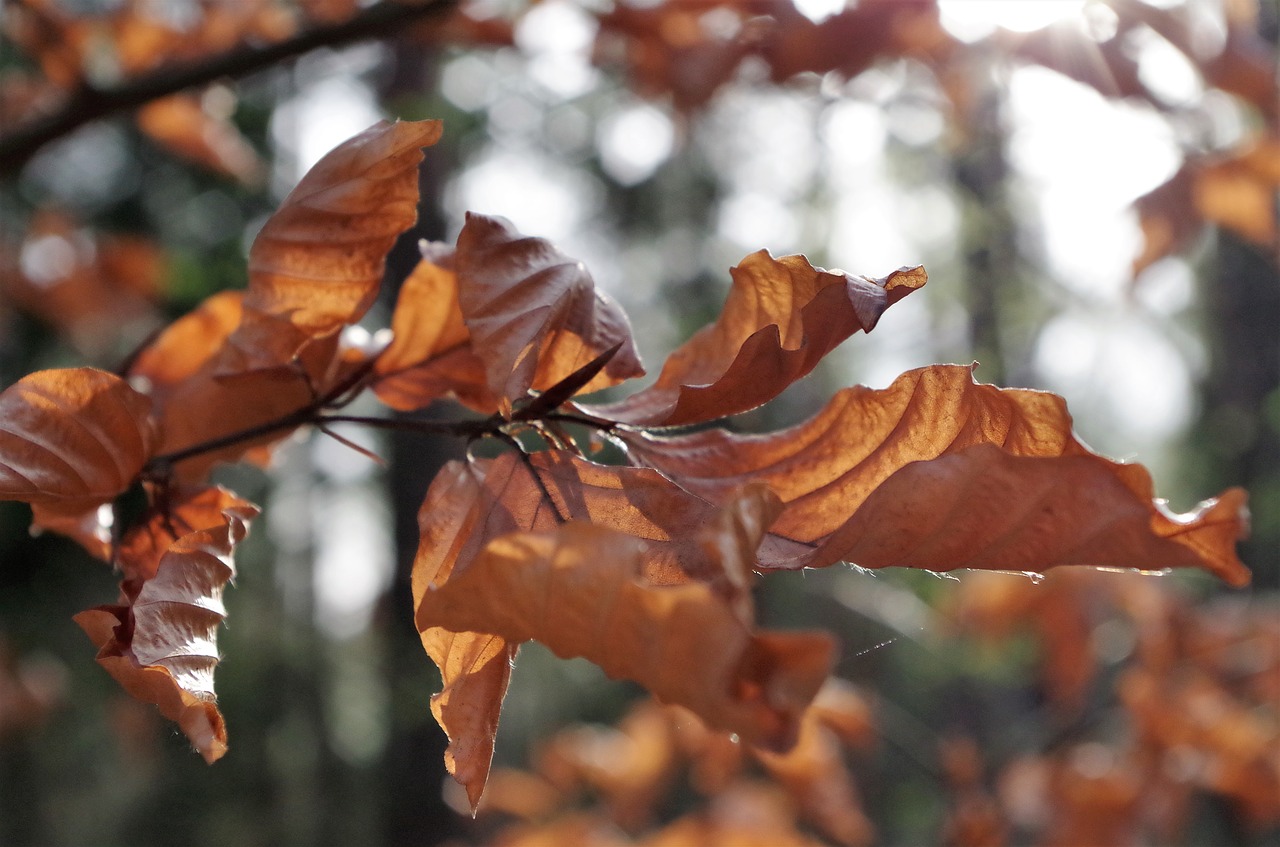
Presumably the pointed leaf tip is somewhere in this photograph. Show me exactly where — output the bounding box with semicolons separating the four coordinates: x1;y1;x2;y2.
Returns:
246;119;444;335
589;253;924;426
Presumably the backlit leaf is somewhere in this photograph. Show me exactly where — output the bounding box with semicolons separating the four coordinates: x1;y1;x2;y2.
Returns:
451;213;645;413
417;519;835;751
412;459;517;812
0;368;154;507
624;364;1250;585
591;253;924;426
373;256;496;412
128;290;245;396
245;119;442;335
74;492;256;763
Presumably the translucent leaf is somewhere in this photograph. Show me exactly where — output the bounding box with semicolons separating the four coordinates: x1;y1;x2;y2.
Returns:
451;213;645;413
245;119;442;335
625;364;1250;585
417;520;835;751
591;253;924;426
373;256;496;413
0;368;154;507
74;492;256;763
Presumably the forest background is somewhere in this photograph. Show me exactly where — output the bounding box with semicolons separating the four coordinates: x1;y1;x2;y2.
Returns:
0;0;1278;845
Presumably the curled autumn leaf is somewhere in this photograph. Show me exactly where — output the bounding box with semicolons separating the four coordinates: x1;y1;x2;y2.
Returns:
413;453;833;808
417;519;836;751
410;450;729;810
0;368;154;508
372;256;496;413
590;253;924;426
624;364;1250;586
411;459;518;813
74;491;256;763
245;119;442;336
128;290;245;396
450;213;645;413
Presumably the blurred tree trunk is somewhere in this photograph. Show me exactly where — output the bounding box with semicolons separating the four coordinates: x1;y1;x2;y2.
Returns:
949;56;1038;389
1194;231;1280;590
1190;2;1280;590
377;40;467;847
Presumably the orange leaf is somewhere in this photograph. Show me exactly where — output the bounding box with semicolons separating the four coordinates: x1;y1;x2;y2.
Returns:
128;290;245;397
245;119;442;335
418;518;835;752
373;256;496;413
412;459;518;812
421;449;770;593
625;364;1250;585
0;368;154;507
451;213;645;413
413;455;833;808
591;254;924;426
149;353;326;483
135;92;263;184
74;492;256;763
754;681;877;847
116;485;255;581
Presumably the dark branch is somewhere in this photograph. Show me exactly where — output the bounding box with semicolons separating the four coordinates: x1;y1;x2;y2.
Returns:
0;0;459;175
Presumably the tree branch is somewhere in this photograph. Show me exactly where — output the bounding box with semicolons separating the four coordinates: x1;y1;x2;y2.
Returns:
0;0;460;175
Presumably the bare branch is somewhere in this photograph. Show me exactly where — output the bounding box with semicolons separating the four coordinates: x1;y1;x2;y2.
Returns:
0;0;460;175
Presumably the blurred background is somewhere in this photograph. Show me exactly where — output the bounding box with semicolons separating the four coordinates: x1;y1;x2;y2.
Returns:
1;0;1278;844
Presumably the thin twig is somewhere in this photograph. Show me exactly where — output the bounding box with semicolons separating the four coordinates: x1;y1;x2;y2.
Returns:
0;0;460;175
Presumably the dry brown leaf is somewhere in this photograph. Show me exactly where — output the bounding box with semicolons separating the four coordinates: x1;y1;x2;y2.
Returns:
149;353;326;483
451;213;645;413
624;364;1250;585
763;1;953;83
593;2;754;112
116;485;255;581
128;290;245;396
0;368;154;508
412;459;516;812
373;256;496;413
245;119;442;336
417;519;836;753
1132;165;1202;275
591;254;924;426
411;452;747;808
420;449;772;594
74;492;256;763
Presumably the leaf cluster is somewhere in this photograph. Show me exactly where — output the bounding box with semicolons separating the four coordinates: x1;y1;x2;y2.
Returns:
0;119;1250;812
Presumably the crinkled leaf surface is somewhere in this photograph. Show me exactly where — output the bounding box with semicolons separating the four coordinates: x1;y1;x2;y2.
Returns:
422;449;770;593
0;368;153;507
413;452;823;809
116;485;254;581
410;459;518;812
591;253;924;426
245;119;441;335
417;518;835;754
128;290;245;396
373;256;496;412
74;492;256;763
452;213;644;412
624;364;1250;585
